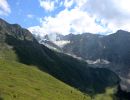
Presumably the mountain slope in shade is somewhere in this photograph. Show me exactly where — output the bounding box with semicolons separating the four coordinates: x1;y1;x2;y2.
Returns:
39;31;130;65
61;31;130;92
0;18;120;94
62;31;130;65
37;31;130;92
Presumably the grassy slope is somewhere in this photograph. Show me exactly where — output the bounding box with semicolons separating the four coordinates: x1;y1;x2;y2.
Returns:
0;59;116;100
0;59;91;100
0;43;18;61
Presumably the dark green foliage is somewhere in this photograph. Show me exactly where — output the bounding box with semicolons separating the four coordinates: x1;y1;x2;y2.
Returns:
0;97;3;100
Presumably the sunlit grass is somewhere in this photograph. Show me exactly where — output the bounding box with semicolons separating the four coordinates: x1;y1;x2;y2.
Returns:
93;87;117;100
0;59;92;100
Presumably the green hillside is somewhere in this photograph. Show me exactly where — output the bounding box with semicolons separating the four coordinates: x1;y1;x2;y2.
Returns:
0;59;91;100
0;59;117;100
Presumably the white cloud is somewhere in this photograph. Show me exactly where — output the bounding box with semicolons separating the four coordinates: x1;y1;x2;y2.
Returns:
29;0;130;36
64;0;74;8
81;0;130;32
27;14;34;19
0;0;11;15
59;1;63;7
84;0;130;20
29;8;107;35
39;0;55;11
29;26;46;36
75;0;88;8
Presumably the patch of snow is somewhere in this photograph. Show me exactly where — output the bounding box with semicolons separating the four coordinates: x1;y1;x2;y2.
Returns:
54;40;70;48
86;59;110;65
40;42;60;52
65;53;83;60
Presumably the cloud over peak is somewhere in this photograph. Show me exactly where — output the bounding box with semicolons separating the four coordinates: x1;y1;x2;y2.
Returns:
29;0;130;36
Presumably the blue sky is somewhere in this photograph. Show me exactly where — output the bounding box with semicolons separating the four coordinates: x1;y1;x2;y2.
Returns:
0;0;73;28
1;0;130;35
0;0;51;27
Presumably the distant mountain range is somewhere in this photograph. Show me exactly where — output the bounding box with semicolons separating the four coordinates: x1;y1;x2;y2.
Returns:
34;29;130;92
35;30;130;64
0;18;122;100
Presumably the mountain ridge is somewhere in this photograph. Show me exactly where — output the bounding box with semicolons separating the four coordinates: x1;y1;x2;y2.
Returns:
35;30;130;92
0;18;120;95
